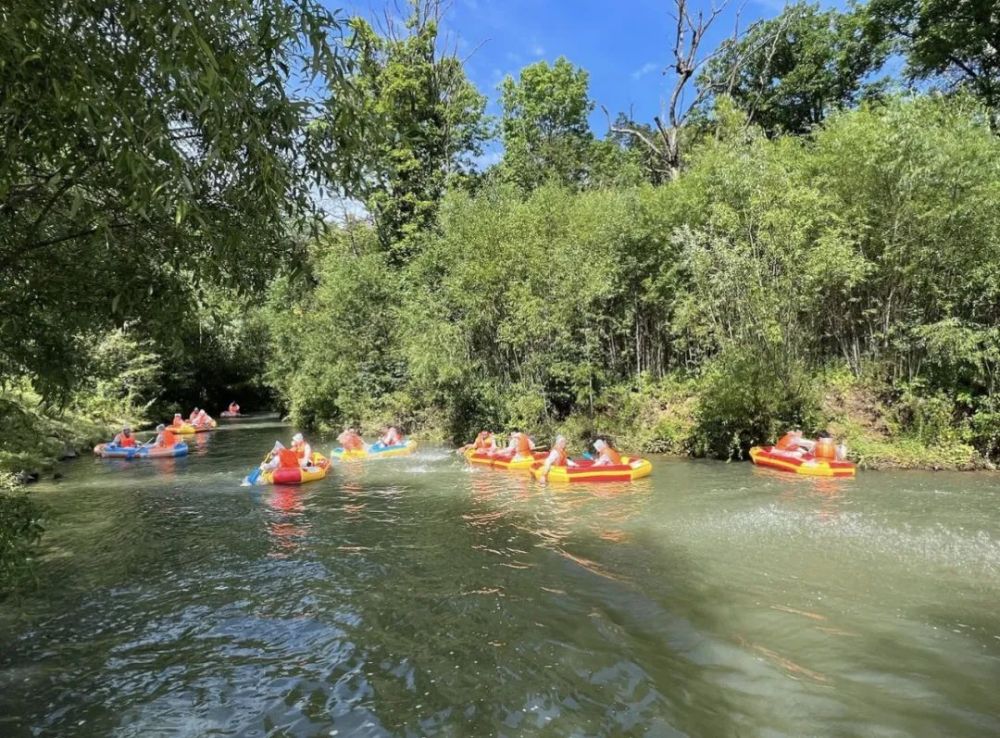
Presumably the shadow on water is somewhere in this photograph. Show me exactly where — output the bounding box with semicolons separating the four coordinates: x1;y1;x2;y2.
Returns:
1;430;998;737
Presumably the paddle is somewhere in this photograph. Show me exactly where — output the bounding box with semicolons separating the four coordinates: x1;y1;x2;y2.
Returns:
242;451;272;487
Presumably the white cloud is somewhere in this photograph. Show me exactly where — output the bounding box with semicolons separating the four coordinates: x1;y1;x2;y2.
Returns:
631;62;660;80
473;150;503;170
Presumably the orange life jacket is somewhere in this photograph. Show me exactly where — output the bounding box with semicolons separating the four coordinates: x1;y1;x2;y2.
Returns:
343;434;363;451
776;432;799;451
172;417;184;429
814;437;836;460
161;429;177;447
603;447;622;465
516;434;532;456
277;448;299;469
550;447;568;466
292;441;307;459
115;433;136;448
474;433;493;450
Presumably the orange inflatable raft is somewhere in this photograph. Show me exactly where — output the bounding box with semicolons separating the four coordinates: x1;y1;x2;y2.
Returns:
749;446;856;478
465;448;548;471
529;456;653;483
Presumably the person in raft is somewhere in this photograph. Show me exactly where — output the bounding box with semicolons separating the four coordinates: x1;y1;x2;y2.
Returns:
228;401;240;415
147;424;178;448
188;407;200;423
592;438;622;466
171;413;186;429
290;432;314;468
261;441;300;472
776;430;848;461
499;431;535;458
195;409;214;427
536;436;576;482
337;428;366;452
379;426;404;447
112;426;137;448
458;430;497;454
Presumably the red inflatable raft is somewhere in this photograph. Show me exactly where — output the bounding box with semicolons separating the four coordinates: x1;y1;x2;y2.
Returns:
749;446;856;478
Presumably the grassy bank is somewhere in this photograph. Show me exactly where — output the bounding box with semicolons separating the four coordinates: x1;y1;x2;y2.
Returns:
0;386;144;479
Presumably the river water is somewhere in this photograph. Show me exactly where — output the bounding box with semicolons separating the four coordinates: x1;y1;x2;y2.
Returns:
1;417;998;737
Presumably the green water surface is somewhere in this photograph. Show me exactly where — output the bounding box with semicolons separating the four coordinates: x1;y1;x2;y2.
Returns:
1;417;998;737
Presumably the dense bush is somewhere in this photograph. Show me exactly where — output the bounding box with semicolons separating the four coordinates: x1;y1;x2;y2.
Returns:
266;97;1000;463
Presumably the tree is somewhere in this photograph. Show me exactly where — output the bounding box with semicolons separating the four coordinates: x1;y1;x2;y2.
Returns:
612;0;730;179
0;0;358;398
341;1;488;262
499;57;595;190
700;2;889;135
867;0;1000;130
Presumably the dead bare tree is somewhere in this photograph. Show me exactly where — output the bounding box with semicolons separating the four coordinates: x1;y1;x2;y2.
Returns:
611;0;730;180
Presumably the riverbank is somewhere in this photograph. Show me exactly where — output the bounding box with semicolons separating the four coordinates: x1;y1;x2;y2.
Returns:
0;388;142;482
337;372;992;473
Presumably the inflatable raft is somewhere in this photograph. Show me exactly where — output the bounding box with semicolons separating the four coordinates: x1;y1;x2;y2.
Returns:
530;456;653;483
749;446;856;478
465;448;548;470
220;411;242;418
93;442;189;459
248;452;330;486
330;440;417;461
170;419;217;434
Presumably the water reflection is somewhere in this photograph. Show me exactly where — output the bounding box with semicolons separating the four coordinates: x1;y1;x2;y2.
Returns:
1;434;997;738
265;486;311;558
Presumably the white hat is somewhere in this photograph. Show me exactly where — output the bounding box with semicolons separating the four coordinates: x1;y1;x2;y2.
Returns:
593;439;607;450
273;441;285;451
292;433;304;443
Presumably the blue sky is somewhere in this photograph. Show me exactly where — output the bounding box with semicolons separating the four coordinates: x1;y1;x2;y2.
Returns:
336;0;804;153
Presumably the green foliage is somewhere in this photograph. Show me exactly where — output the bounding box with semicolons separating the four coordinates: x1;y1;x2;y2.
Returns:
0;476;44;599
263;226;401;427
0;0;357;398
342;6;488;261
866;0;1000;128
702;2;890;134
693;346;821;460
499;57;595;189
271;95;1000;466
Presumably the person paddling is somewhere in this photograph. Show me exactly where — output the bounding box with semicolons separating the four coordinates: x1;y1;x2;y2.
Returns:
262;441;299;472
379;426;403;447
147;424;178;448
112;426;137;448
228;401;240;415
337;428;366;452
592;438;622;466
536;436;575;482
459;430;496;454
171;413;186;429
291;433;313;468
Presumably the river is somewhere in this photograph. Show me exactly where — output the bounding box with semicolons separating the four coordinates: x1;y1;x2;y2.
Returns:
1;417;998;737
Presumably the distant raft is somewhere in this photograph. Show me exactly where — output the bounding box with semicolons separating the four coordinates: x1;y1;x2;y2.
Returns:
530;456;653;483
248;452;330;486
170;419;217;434
220;411;242;418
749;446;856;478
93;442;189;459
464;448;548;471
330;440;417;461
